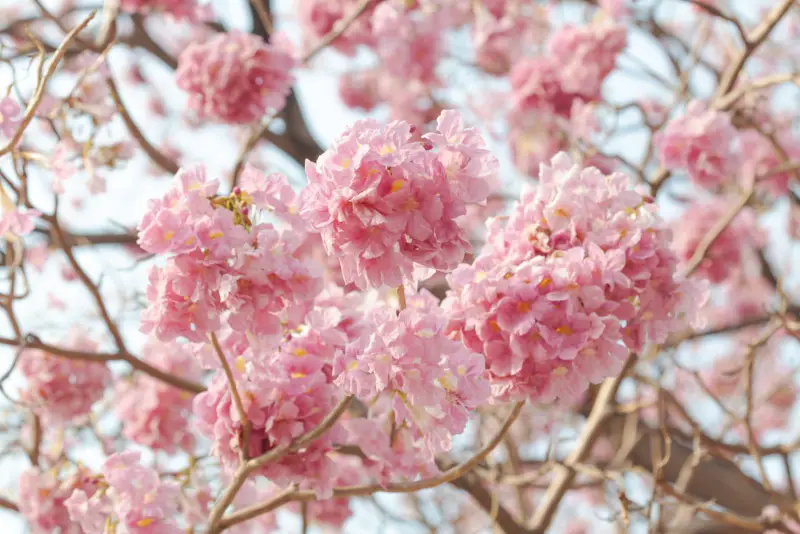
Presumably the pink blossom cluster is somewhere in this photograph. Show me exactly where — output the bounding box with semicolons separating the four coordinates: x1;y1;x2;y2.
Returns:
445;153;701;402
505;20;625;177
334;290;491;470
739;128;800;196
119;0;200;20
193;331;347;492
18;466;99;534
19;331;111;424
65;451;181;533
114;339;201;453
372;3;441;84
0;207;40;236
301;110;498;289
655;101;739;189
0;96;21;138
510;20;627;118
176;31;295;124
297;0;376;56
137;166;321;342
671;200;765;284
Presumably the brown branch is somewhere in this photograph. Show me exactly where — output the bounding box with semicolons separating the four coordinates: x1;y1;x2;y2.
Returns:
0;12;96;156
106;74;179;175
0;335;205;394
0;496;19;512
216;401;525;532
529;356;635;532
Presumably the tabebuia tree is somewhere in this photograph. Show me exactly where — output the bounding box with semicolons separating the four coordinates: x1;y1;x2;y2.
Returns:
0;0;799;533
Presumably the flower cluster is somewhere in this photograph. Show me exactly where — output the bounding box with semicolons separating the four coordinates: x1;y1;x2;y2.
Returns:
297;0;376;56
114;339;201;453
334;290;491;467
671;200;765;284
0;96;21;138
510;20;626;117
301;110;498;289
655;101;739;189
18;466;99;534
445;153;701;402
193;331;347;492
0;207;40;237
65;451;181;533
176;31;295;124
19;331;110;424
372;3;441;84
138;166;321;342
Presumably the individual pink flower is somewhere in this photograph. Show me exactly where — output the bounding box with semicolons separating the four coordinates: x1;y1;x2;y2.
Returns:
65;451;182;533
0;96;22;138
19;465;100;534
19;330;111;424
0;207;40;236
115;339;201;453
655;100;739;189
445;152;701;402
176;30;295;124
671;200;765;283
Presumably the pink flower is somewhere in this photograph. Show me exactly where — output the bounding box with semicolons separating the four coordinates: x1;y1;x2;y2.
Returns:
510;20;626;117
671;200;765;283
119;0;203;21
114;338;202;453
333;294;491;457
739;128;800;197
193;332;347;493
176;30;295;124
0;96;22;138
19;330;111;424
302;111;494;289
65;452;182;533
339;70;380;111
655;100;739;189
372;3;441;84
445;153;700;402
0;207;40;236
19;466;99;534
297;0;376;56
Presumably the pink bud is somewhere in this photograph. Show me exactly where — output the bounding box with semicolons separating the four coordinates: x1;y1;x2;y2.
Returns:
232;187;241;196
422;140;433;151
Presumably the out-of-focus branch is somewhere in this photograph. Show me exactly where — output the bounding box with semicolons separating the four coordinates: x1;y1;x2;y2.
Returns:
107;74;180;175
0;12;96;157
0;496;19;512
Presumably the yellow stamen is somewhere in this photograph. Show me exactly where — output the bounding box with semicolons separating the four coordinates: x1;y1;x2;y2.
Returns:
474;271;488;283
234;356;246;373
208;231;224;239
555;326;573;335
136;518;155;527
291;372;307;379
380;144;395;155
163;230;175;241
553;366;568;376
292;348;308;357
554;208;569;217
517;301;531;313
390;179;406;192
538;277;552;289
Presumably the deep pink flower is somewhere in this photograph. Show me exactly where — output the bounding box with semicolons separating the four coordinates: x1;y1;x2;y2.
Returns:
372;3;441;84
655;100;739;189
297;0;376;56
0;96;22;138
339;70;380;111
176;30;295;124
